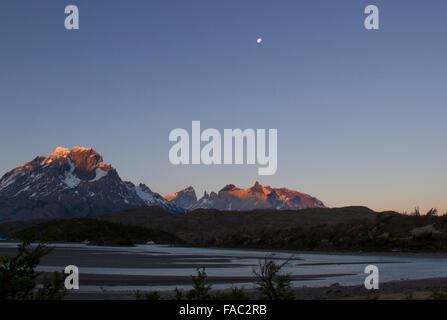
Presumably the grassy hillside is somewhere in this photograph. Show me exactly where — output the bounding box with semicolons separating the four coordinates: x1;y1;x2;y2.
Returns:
98;206;447;252
0;217;183;246
209;214;447;252
1;206;446;251
99;206;382;242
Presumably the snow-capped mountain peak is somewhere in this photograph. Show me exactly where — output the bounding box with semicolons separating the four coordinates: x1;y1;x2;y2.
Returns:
0;147;183;221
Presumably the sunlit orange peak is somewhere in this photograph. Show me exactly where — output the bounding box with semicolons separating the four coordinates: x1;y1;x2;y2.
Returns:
51;147;70;157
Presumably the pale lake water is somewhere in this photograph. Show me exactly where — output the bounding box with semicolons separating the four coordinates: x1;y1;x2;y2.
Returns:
1;242;447;292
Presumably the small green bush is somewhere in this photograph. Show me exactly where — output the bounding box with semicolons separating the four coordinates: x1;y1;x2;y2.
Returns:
430;288;447;300
0;230;66;300
185;268;211;300
253;255;295;300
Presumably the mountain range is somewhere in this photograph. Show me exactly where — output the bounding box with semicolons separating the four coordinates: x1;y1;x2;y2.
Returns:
165;183;325;211
0;147;324;222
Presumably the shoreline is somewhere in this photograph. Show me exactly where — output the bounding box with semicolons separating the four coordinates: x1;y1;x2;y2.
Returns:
3;240;447;258
63;277;447;300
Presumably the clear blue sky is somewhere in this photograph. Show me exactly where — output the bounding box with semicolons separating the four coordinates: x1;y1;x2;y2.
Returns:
1;0;446;214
